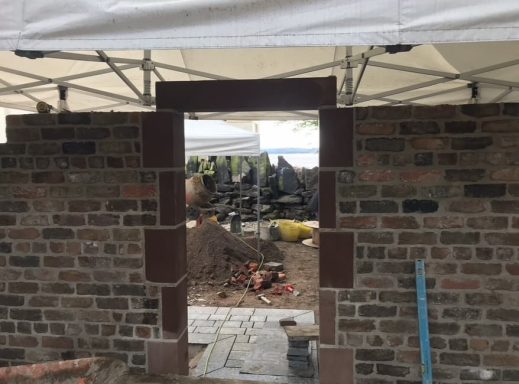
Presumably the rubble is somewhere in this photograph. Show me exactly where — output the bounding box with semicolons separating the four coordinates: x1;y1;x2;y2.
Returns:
187;221;283;283
264;261;284;271
189;153;318;222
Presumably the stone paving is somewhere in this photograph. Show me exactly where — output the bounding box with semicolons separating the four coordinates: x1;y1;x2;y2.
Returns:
188;306;318;383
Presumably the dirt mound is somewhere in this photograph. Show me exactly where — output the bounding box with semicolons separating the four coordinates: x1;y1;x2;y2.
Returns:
187;221;284;282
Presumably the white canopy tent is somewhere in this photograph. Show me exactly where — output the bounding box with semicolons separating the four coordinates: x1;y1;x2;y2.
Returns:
185;120;260;156
1;1;519;119
3;1;519;49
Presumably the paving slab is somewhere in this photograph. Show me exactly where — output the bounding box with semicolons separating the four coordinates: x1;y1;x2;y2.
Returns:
188;313;211;320
235;335;250;343
241;326;314;378
188;306;318;382
232;342;253;352
215;307;231;315
193;320;216;327
189;306;218;315
193;335;236;376
220;327;246;335
230;308;255;316
225;360;244;369
189;333;234;345
241;321;254;328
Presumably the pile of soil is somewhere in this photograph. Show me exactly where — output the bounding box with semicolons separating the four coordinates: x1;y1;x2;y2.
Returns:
187;221;283;283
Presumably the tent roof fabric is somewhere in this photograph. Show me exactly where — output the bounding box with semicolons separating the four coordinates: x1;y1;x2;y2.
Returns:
3;1;519;50
185;120;260;156
3;42;519;119
2;2;519;118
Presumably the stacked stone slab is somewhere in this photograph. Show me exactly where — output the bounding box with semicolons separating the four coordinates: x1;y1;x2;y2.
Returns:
283;324;319;377
287;338;312;370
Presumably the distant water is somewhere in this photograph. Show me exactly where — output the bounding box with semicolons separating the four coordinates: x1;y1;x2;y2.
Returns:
268;152;318;168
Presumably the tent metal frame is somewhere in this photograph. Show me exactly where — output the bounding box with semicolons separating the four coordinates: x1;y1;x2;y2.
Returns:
2;47;519;116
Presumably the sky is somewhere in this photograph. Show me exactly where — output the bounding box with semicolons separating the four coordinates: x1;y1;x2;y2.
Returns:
256;120;319;149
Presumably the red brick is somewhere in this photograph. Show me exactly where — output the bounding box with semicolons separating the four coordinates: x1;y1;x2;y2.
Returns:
482;119;519;132
461;263;502;275
505;264;519;275
358;170;395;182
396;350;420;364
448;200;487;213
77;229;110;241
398;232;437;245
42;336;74;349
356;122;396;135
7;228;40;240
339;217;377;229
485;232;519;246
424;217;464;229
490;168;519;181
381;217;419;229
371;105;412;120
358;277;395;289
8;335;38;348
61;297;94;308
410;138;448;150
58;270;91;282
467;216;508;229
440;278;480;289
483;354;519;367
358;232;394;244
356;154;378;167
414;105;456;119
12;186;47;199
400;170;443;183
470;339;489;351
121;185;157;198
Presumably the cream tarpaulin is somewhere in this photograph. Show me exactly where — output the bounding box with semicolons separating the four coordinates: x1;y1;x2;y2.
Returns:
3;1;519;50
1;1;519;118
185;120;260;156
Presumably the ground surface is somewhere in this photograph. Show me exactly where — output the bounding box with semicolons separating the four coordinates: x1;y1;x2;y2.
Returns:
187;241;318;312
187;306;318;383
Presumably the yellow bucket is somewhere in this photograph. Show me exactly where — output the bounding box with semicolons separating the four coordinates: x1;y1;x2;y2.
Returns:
274;220;312;241
275;220;301;242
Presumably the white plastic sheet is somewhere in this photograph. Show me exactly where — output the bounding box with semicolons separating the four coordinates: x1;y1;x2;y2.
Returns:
2;1;519;50
185;120;260;156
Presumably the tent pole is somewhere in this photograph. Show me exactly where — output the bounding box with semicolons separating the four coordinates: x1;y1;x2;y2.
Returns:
143;50;153;106
239;157;243;232
256;155;261;254
356;78;452;104
96;50;145;101
351;45;374;103
490;87;513;103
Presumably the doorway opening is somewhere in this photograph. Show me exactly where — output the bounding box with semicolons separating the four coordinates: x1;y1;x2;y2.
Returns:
155;76;335;382
185;119;320;382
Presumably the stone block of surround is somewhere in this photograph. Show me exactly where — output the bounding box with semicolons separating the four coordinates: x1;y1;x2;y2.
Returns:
332;104;519;383
142;112;185;168
144;227;186;283
142;111;188;375
320;348;353;384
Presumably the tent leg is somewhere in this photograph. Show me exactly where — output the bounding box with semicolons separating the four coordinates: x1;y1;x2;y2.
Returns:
256;155;261;255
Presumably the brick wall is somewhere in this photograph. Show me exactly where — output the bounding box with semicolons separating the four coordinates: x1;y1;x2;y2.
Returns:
0;112;187;374
320;103;519;383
